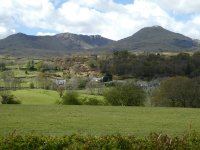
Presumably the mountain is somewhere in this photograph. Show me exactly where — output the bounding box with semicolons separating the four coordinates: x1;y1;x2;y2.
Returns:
0;26;199;57
101;26;198;52
0;32;113;57
55;33;114;49
194;39;200;44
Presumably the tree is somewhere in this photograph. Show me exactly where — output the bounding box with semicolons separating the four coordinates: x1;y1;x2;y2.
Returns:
57;86;65;97
60;91;80;105
35;73;53;89
36;61;44;72
104;82;146;106
0;61;6;71
102;73;112;82
186;77;200;107
86;80;104;95
36;61;57;72
12;78;22;90
27;60;35;71
152;76;200;107
1;70;15;89
71;64;81;74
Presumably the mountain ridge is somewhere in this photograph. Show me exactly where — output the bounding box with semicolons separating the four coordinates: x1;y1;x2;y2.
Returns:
0;32;113;57
0;26;199;57
99;26;198;52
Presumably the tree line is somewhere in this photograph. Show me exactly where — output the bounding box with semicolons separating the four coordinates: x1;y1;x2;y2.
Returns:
99;51;200;80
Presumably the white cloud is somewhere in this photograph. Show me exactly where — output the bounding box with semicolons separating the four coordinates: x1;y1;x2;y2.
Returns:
0;26;7;34
53;0;175;40
0;0;200;40
13;0;56;29
146;0;200;14
0;24;15;39
37;32;56;36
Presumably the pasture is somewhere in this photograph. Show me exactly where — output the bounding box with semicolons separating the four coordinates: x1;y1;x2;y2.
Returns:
10;89;105;105
11;89;61;105
0;105;200;137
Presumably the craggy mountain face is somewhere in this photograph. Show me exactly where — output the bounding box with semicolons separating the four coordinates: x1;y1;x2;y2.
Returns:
55;33;112;49
0;32;113;57
101;26;198;52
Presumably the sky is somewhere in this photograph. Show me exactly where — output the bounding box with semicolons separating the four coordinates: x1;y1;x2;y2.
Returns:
0;0;200;40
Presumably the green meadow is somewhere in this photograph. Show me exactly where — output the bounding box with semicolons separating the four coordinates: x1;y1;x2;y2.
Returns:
0;104;200;137
0;89;199;138
11;89;61;105
11;89;105;105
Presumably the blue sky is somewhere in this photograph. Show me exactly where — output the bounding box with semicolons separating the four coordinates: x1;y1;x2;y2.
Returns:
0;0;200;40
114;0;133;4
51;0;134;7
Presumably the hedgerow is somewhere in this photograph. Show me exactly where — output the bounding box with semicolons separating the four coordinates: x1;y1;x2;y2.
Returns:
0;132;200;149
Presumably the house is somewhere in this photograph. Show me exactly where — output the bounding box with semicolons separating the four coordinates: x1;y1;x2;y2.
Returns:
55;79;66;86
90;77;102;82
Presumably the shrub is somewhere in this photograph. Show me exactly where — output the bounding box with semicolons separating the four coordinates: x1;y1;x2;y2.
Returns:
60;91;80;105
82;97;105;105
104;82;146;106
104;81;116;87
0;92;21;104
29;83;35;89
1;132;200;149
77;77;88;89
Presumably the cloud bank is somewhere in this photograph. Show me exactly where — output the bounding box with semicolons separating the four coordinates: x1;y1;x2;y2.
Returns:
0;0;200;40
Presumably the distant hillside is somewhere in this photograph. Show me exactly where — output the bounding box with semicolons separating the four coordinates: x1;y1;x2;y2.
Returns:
0;33;113;57
100;26;199;52
0;26;199;57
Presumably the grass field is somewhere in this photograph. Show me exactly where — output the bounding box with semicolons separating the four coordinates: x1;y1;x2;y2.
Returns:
13;69;38;77
11;89;61;105
11;89;105;105
0;105;200;137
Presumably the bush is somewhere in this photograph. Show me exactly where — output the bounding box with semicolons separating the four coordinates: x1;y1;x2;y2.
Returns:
0;92;21;104
60;91;80;105
77;77;88;89
104;82;146;106
104;81;116;87
29;83;35;89
1;132;200;149
82;97;105;105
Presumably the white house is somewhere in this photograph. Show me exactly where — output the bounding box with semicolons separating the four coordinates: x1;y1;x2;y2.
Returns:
55;79;66;86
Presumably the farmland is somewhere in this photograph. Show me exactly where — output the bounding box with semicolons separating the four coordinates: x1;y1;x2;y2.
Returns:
11;89;61;105
0;105;200;137
0;48;200;149
9;89;105;105
1;52;200;140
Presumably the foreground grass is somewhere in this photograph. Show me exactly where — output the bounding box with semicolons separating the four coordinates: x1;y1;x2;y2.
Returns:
0;105;200;137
